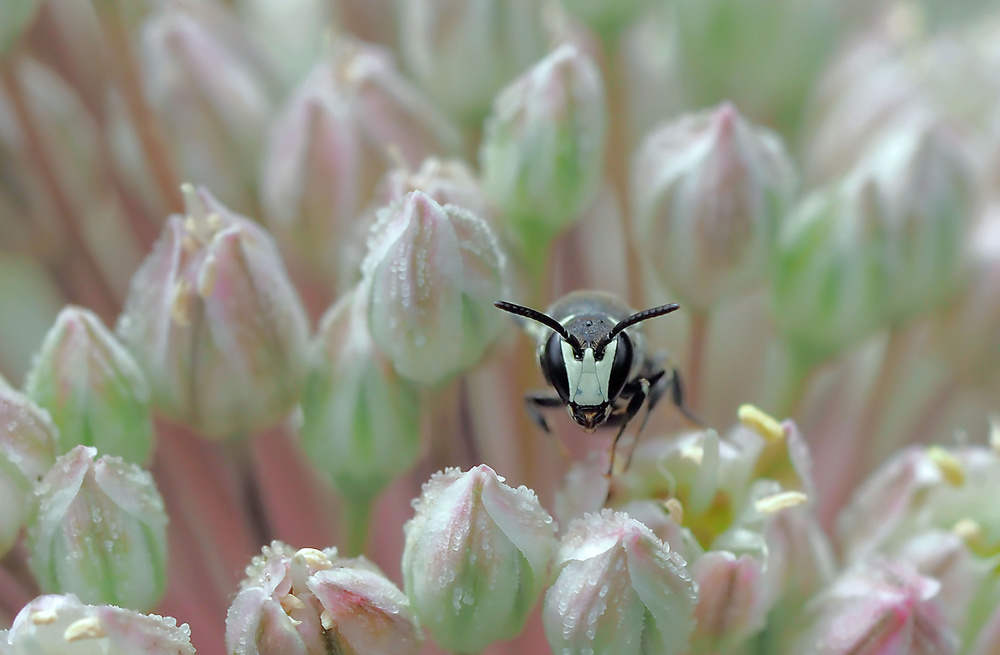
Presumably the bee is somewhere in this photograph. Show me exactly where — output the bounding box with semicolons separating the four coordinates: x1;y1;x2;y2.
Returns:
496;290;699;474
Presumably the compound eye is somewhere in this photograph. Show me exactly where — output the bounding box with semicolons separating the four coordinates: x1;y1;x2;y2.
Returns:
542;333;571;403
607;334;633;401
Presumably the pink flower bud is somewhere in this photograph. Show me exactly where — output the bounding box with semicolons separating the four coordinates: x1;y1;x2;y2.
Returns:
798;561;958;655
362;191;507;385
226;542;421;655
691;551;767;652
24;306;153;464
141;5;277;210
543;510;696;655
27;446;168;611
631;103;797;312
118;185;310;439
4;594;194;655
402;465;556;653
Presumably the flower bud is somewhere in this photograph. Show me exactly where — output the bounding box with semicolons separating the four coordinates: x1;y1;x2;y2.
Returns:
480;44;607;239
141;5;277;211
300;290;421;500
560;0;658;37
402;465;557;653
854;117;974;323
3;594;194;655
690;551;767;652
397;0;549;123
362;190;507;385
631;104;797;312
118;184;310;439
24;306;153;463
260;64;362;283
374;158;494;223
796;561;958;655
543;510;696;655
26;446;168;611
227;541;421;655
772;178;892;361
0;386;58;557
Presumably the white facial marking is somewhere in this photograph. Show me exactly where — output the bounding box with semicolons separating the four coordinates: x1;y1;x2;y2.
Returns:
561;339;618;406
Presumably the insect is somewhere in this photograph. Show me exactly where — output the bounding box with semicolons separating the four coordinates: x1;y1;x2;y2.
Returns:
495;290;699;475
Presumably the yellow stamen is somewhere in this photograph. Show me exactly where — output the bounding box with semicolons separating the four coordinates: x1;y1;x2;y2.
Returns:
280;593;306;612
952;518;982;544
196;254;218;299
64;617;104;642
755;491;808;515
927;446;965;486
664;498;684;525
739;404;784;443
679;443;704;465
320;609;335;630
295;547;334;571
30;609;58;625
170;280;194;326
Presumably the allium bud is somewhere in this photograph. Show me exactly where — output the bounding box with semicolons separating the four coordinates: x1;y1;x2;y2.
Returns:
26;446;168;611
854;118;974;323
260;65;362;283
402;465;557;653
631;104;797;312
227;542;421;655
690;551;767;652
374;158;494;222
1;0;41;55
24;306;153;464
118;184;310;439
300;290;421;500
772;178;891;361
397;0;549;123
797;561;958;655
480;44;607;239
141;5;277;210
543;510;697;655
362;191;507;385
3;594;194;655
0;386;58;557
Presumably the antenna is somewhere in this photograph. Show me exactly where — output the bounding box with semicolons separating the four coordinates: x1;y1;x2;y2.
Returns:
598;303;680;351
494;301;582;350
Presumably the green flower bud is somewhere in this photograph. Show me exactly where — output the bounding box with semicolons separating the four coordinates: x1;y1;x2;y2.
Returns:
0;386;58;557
300;290;421;500
632;103;797;312
24;306;153;464
543;510;697;655
397;0;549;123
226;542;421;655
854;118;974;323
362;190;507;385
480;43;607;240
118;184;310;439
772;178;892;361
3;594;194;655
403;465;557;653
27;446;168;611
560;0;658;38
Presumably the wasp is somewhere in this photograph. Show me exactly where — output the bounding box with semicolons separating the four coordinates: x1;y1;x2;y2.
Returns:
496;291;699;475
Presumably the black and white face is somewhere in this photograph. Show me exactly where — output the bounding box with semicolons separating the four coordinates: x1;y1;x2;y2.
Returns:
539;330;635;430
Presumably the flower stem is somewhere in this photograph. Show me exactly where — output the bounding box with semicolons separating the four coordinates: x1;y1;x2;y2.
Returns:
856;326;909;465
686;311;710;412
343;496;374;557
768;342;819;419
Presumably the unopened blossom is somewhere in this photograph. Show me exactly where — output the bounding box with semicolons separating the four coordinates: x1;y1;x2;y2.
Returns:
24;305;153;463
26;446;168;612
772;177;892;362
796;561;958;655
141;4;277;210
0;385;57;557
853;117;974;323
480;43;607;242
2;593;194;655
373;158;494;222
397;0;549;123
631;103;797;312
402;465;557;653
117;184;309;439
543;509;697;655
300;289;421;501
690;551;767;653
226;542;421;655
362;190;507;385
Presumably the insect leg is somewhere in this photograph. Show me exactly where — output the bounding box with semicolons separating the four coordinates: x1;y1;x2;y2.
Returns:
525;390;572;460
667;366;703;426
606;379;649;477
